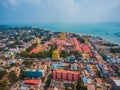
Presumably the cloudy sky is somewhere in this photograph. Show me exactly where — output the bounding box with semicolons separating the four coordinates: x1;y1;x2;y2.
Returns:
0;0;120;23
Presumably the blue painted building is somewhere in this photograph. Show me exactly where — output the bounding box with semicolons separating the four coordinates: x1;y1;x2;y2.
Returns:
25;69;44;78
51;61;64;69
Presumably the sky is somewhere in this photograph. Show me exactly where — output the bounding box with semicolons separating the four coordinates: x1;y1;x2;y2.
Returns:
0;0;120;24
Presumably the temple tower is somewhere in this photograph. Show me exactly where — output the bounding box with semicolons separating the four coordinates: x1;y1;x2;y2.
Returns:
85;38;89;45
35;37;41;45
60;32;66;40
52;50;60;60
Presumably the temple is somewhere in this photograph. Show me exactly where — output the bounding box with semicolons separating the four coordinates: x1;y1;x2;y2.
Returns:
52;50;60;60
30;32;91;58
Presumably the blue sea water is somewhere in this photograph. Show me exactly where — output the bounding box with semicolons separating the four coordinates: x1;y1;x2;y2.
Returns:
5;23;120;45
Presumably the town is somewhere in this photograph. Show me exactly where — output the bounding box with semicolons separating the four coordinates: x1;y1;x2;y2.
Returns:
0;25;120;90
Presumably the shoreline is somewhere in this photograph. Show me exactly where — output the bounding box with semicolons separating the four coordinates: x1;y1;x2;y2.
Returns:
0;24;120;45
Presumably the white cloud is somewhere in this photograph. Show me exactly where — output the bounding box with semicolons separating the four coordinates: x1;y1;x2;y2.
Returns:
0;0;41;7
0;0;120;22
29;0;41;4
7;0;19;6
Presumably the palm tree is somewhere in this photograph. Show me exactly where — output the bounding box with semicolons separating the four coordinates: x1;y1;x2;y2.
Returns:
71;84;76;90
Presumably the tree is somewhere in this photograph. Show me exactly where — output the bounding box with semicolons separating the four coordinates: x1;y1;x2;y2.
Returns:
71;84;76;90
8;71;19;84
110;48;120;53
0;70;6;79
20;51;30;57
20;71;26;80
26;43;37;52
0;80;8;90
60;50;68;58
65;87;68;90
22;60;33;68
76;79;87;90
41;77;45;83
104;43;118;47
77;37;85;43
70;51;82;58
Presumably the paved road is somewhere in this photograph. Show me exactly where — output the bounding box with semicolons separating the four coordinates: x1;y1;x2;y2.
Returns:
40;67;51;90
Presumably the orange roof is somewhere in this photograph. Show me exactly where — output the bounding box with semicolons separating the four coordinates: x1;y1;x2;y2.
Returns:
24;79;40;85
30;48;40;53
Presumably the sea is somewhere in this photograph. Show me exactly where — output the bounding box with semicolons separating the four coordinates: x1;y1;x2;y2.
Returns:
5;23;120;45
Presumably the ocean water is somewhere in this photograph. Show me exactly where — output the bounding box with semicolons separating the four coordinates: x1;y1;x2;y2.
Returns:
6;23;120;45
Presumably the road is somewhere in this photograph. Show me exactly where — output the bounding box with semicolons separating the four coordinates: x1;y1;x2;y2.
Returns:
40;67;51;90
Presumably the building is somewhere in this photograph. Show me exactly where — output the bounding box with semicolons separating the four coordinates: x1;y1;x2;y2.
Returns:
19;79;41;90
112;64;120;76
81;45;90;53
57;70;62;79
52;69;80;81
25;69;44;78
51;62;64;69
62;71;67;80
52;50;60;60
73;72;79;81
53;70;57;79
111;79;120;90
68;71;73;81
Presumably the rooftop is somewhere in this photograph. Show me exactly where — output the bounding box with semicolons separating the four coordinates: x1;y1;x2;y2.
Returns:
24;79;40;85
113;80;120;86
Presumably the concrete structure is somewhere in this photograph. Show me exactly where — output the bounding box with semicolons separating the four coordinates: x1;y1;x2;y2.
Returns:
73;72;79;81
81;45;90;53
52;70;80;81
53;70;57;79
19;79;41;90
51;62;64;69
62;71;67;80
57;71;62;79
68;71;73;81
25;69;44;78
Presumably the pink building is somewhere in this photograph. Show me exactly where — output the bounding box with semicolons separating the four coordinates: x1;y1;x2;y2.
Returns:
57;71;62;79
73;72;79;81
53;70;57;79
62;71;67;80
68;71;73;81
52;70;80;81
72;38;82;53
81;45;90;53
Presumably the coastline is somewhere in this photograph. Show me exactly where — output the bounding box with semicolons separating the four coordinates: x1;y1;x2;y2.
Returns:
0;23;120;45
